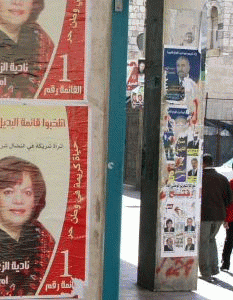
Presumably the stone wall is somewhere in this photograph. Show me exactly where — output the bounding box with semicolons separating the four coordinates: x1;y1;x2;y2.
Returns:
221;0;233;53
128;0;146;60
205;0;233;102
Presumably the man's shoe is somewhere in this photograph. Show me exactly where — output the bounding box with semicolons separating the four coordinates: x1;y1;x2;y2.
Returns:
220;264;229;271
211;269;219;276
199;275;215;282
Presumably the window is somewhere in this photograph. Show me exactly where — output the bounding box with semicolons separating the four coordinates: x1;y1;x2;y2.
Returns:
210;6;218;49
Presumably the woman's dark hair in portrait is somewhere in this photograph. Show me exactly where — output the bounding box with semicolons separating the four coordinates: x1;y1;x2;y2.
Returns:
0;156;54;296
166;219;173;226
28;0;45;22
0;0;54;98
0;156;46;221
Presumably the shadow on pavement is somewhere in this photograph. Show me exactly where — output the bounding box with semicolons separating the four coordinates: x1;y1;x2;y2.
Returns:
120;260;210;300
222;270;233;277
123;184;141;200
206;277;233;292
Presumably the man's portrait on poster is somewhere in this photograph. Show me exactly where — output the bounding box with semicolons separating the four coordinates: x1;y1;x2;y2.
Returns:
184;217;195;232
188;158;198;177
181;31;195;46
164;237;174;252
0;0;54;98
0;156;54;296
188;131;199;149
164;49;200;102
185;237;195;251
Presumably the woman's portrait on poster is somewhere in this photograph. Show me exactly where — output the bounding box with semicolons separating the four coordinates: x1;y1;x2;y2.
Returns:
0;0;54;98
0;156;54;296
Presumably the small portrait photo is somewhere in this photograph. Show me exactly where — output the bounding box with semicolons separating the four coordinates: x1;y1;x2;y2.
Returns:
130;86;144;109
138;59;145;74
164;218;175;233
174;115;189;140
138;59;145;86
164;237;174;252
174;205;185;217
187;130;199;149
185;237;195;251
187;157;198;177
166;167;175;185
131;92;137;109
181;31;195;46
163;129;175;162
184;217;195;232
137;93;144;106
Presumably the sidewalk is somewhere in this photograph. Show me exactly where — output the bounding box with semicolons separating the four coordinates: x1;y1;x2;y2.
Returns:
120;185;233;300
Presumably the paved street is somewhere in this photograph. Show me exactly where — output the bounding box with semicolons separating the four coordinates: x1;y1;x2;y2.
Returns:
120;185;233;300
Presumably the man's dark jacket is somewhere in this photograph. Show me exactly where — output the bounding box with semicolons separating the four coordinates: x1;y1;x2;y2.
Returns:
202;168;232;221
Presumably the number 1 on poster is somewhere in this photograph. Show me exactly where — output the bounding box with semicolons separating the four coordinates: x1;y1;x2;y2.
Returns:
61;250;72;277
60;54;71;82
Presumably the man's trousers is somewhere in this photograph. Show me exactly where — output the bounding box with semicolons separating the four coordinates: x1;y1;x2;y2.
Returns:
222;222;233;269
199;221;222;277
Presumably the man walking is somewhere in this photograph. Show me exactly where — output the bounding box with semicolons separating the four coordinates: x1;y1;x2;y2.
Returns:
199;154;232;281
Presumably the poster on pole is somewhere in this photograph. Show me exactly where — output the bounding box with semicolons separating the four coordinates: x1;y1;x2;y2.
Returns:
0;105;88;297
0;0;86;101
160;47;202;257
164;48;200;105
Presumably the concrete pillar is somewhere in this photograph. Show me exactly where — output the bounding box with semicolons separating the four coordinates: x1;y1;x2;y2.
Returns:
86;0;129;299
84;0;112;297
0;0;128;298
138;0;207;292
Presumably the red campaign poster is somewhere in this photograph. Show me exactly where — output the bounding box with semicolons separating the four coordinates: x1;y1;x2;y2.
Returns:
0;105;88;297
0;0;86;101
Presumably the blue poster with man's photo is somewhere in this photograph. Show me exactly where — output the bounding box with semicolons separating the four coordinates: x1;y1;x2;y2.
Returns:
164;48;201;102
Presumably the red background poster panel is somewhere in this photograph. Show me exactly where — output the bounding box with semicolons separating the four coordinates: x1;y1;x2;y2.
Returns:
39;106;88;296
39;0;86;100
